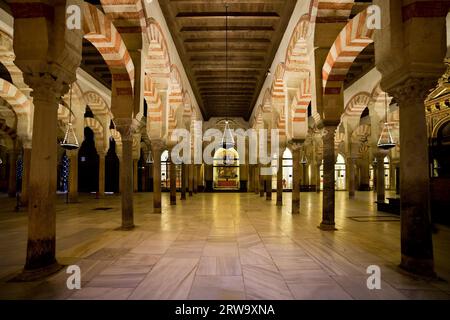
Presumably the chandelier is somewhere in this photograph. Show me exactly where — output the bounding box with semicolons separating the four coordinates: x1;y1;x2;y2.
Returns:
60;83;80;150
377;92;396;150
220;4;235;150
146;150;154;164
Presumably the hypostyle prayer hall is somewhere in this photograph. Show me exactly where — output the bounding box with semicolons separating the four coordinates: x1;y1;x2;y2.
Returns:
0;0;449;301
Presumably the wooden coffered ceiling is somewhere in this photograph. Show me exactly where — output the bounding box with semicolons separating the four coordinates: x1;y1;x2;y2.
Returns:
159;0;297;120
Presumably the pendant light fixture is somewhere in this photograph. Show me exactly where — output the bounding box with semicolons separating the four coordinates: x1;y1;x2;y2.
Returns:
221;3;235;150
60;83;80;150
146;150;154;164
300;147;307;164
377;92;396;150
0;157;2;165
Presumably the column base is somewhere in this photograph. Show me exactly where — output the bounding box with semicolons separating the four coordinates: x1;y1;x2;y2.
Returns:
118;224;135;231
12;262;64;282
276;200;282;207
170;200;176;205
153;207;161;214
318;222;337;231
266;195;272;201
400;255;436;278
180;195;186;200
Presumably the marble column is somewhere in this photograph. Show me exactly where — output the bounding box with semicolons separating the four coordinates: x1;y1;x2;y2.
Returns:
116;120;135;230
133;159;138;192
359;158;370;191
276;156;283;206
254;165;260;195
68;150;78;203
319;125;337;230
188;164;194;196
248;165;254;192
391;79;435;276
180;163;187;200
348;157;356;198
152;141;163;213
316;161;321;193
21;145;31;206
193;165;198;193
7;150;18;197
117;154;122;194
375;152;386;203
290;142;301;214
23;74;65;276
169;154;176;205
259;165;265;197
98;152;105;196
265;162;272;201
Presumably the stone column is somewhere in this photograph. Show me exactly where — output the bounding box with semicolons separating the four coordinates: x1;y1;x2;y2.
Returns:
290;141;301;214
67;150;78;203
98;152;105;196
21;143;31;206
117;154;122;194
265;162;272;201
151;140;163;213
359;158;370;191
11;0;83;278
193;165;198;193
391;79;436;276
319;125;337;230
21;75;70;278
188;164;194;196
310;161;318;192
258;164;264;197
7;150;18;197
375;152;386;203
181;163;187;200
254;165;260;195
133;159;138;192
348;157;356;198
116;120;135;230
248;165;254;192
169;153;176;205
276;155;283;206
316;160;321;193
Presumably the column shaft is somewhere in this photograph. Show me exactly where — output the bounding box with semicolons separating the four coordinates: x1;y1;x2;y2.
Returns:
170;158;176;205
68;151;78;203
21;147;31;206
292;146;300;214
276;157;283;206
152;146;162;213
376;154;385;203
320;126;337;230
181;163;187;200
120;139;134;229
98;153;105;196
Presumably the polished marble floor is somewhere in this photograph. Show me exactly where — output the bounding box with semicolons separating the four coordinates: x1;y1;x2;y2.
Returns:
0;191;449;300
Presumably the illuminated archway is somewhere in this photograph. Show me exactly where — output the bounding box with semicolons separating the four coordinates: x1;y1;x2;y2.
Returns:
213;148;240;190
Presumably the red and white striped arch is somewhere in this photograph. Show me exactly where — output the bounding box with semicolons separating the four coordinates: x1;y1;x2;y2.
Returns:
0;78;30;115
100;0;146;34
322;8;374;95
144;75;163;139
84;91;112;117
285;15;310;71
344;92;371;117
146;19;171;80
84;117;105;142
82;3;135;98
308;0;355;24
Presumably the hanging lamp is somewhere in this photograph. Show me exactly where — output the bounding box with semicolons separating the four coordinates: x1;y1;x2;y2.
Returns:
60;84;80;150
220;4;235;151
146;150;154;164
300;148;307;164
0;157;2;165
377;92;396;150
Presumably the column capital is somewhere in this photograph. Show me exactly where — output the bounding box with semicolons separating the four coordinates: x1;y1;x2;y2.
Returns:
288;139;304;151
114;118;137;142
26;73;69;104
151;139;166;152
20;137;32;149
388;77;438;106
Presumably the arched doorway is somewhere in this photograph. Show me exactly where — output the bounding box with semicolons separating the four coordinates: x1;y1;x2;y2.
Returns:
78;127;99;193
213;147;240;190
272;148;293;190
319;153;346;190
